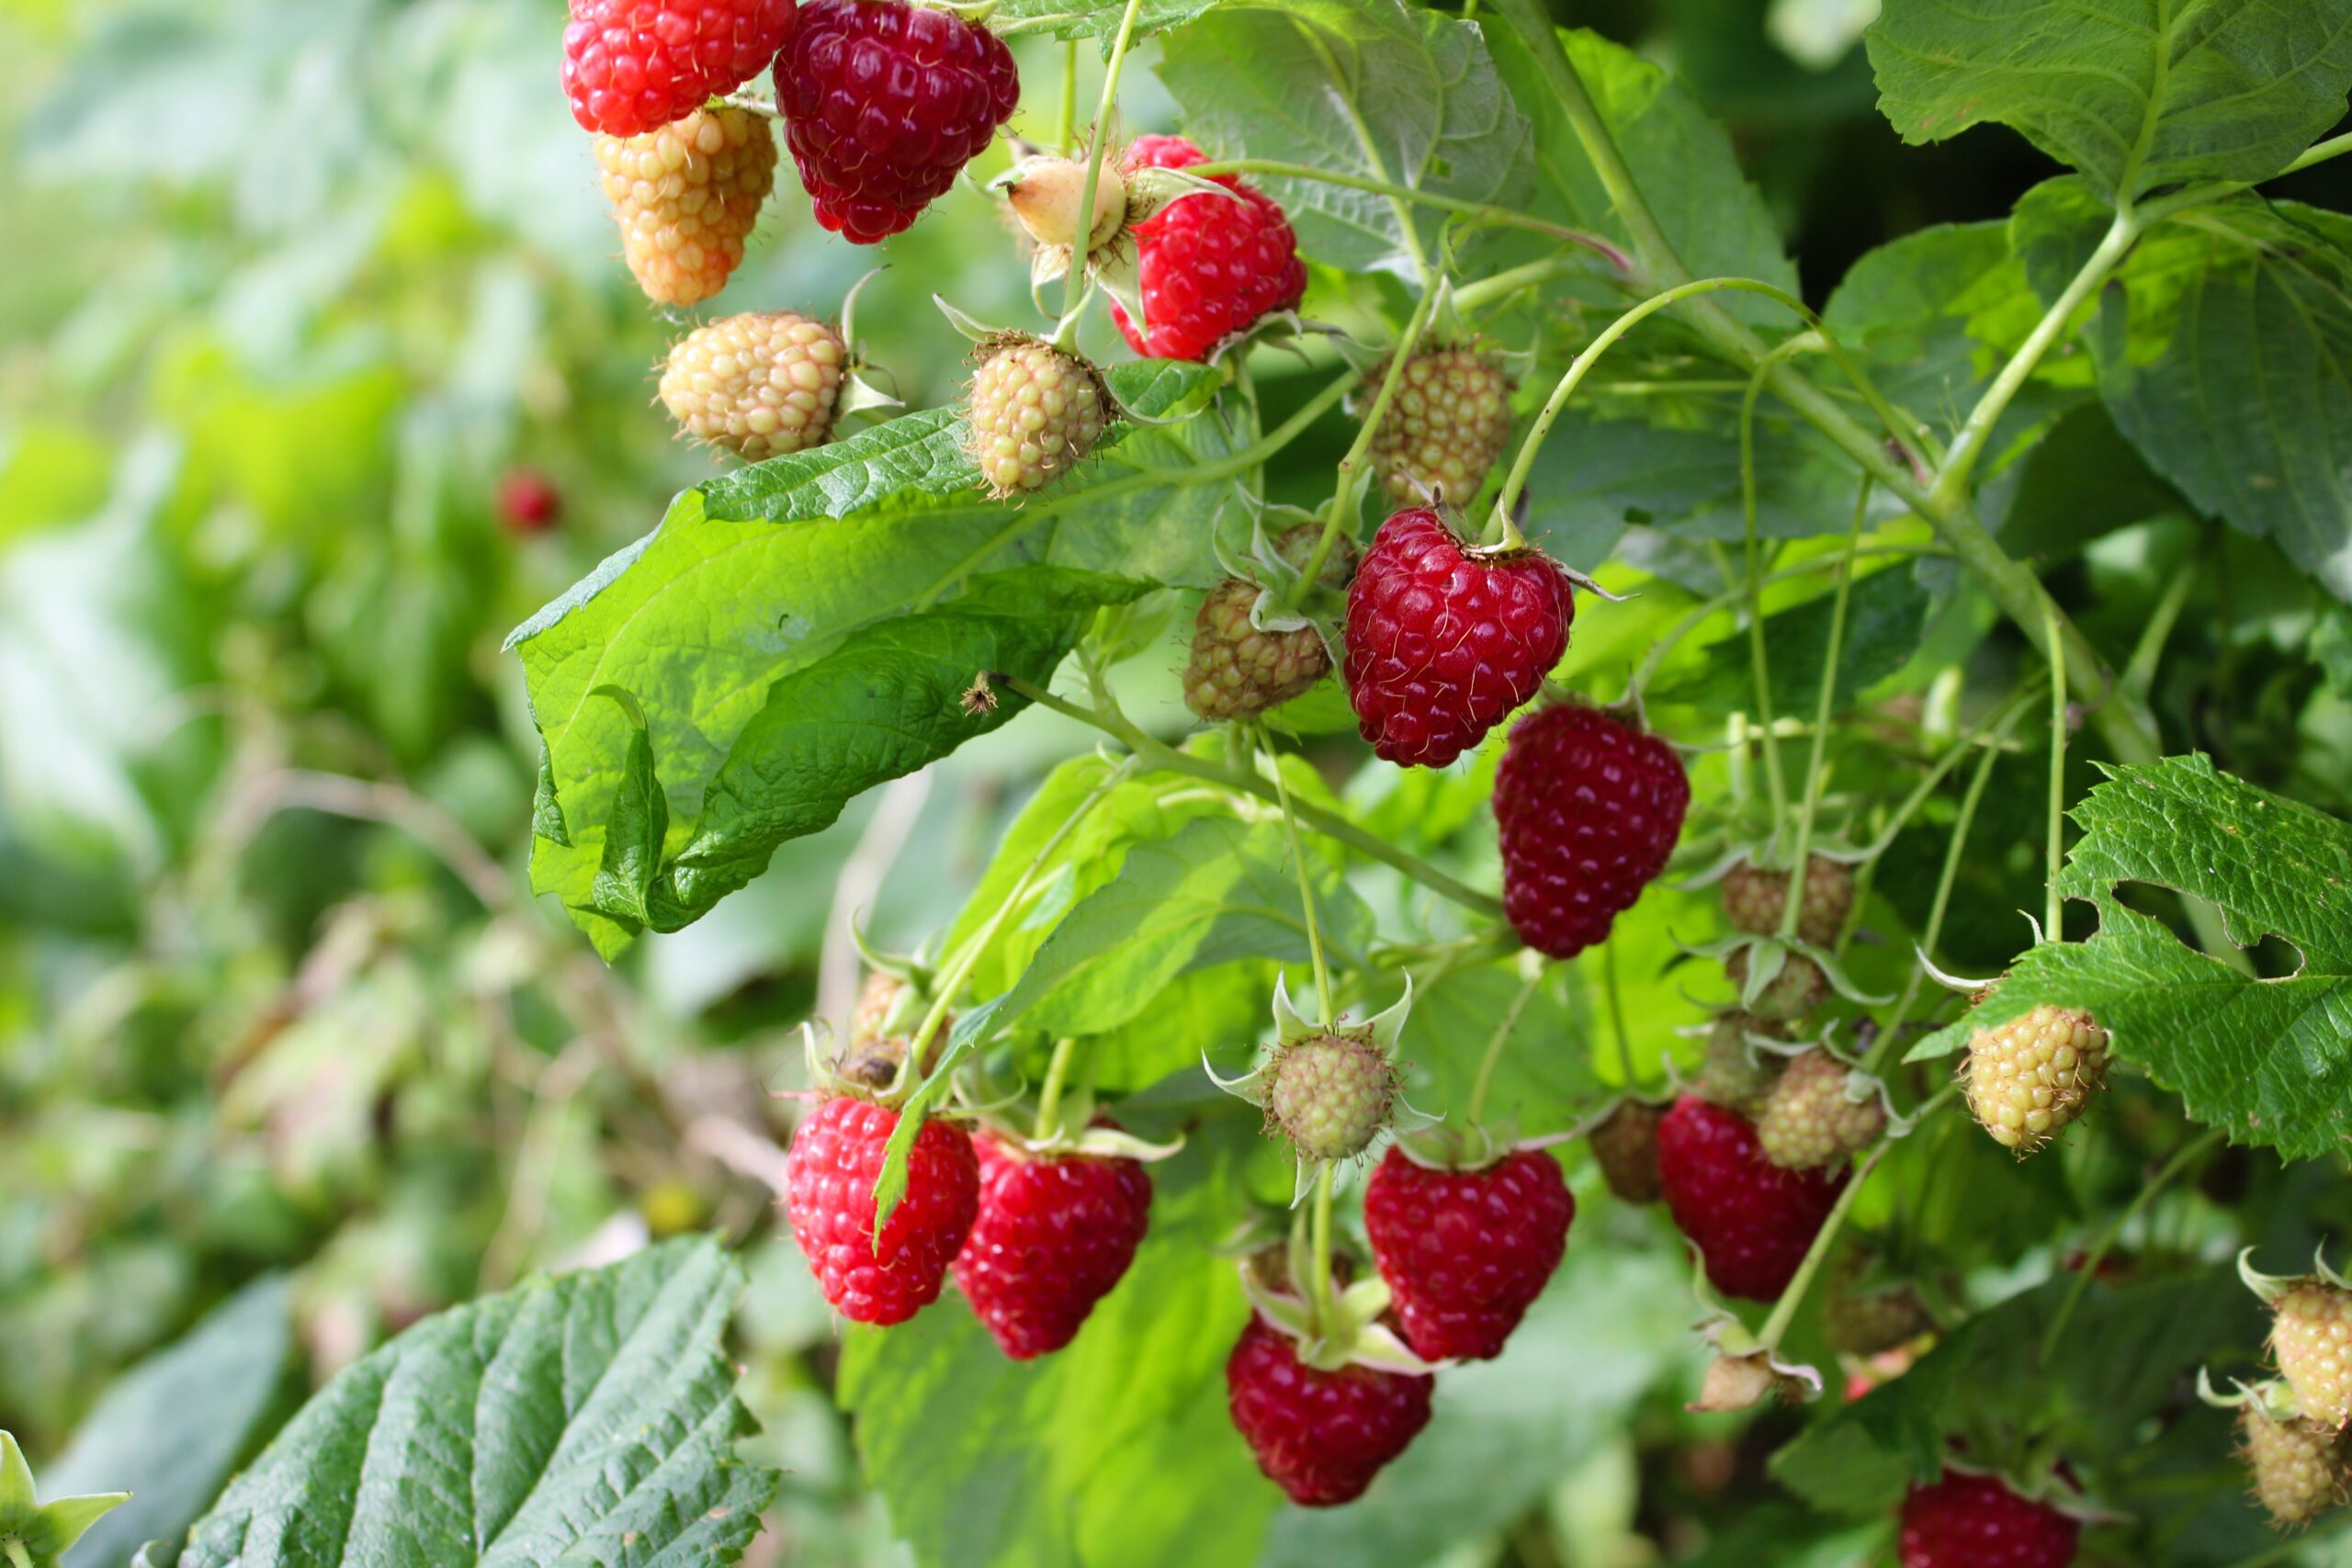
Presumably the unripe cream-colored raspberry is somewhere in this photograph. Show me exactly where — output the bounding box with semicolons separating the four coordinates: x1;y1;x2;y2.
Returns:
966;339;1110;497
1723;854;1855;949
594;107;777;306
1962;1003;2109;1153
2243;1405;2349;1527
1364;347;1513;506
659;311;846;462
2275;1282;2352;1431
1757;1048;1883;1170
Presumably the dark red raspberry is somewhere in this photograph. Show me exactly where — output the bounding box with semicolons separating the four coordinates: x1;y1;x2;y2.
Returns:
497;468;561;533
772;0;1018;244
563;0;794;138
1898;1472;2080;1568
1226;1314;1434;1506
1655;1095;1847;1303
1342;508;1574;768
784;1096;978;1325
953;1131;1152;1360
1111;135;1306;362
1363;1146;1573;1361
1494;704;1689;957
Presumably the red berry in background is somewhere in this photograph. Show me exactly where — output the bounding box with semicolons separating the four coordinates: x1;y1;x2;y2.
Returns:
1226;1314;1434;1506
1111;135;1306;362
497;468;562;533
1494;704;1688;957
1363;1146;1573;1361
1655;1095;1846;1303
1342;507;1574;768
953;1130;1152;1360
1897;1472;2079;1568
785;1095;978;1325
563;0;794;138
773;0;1019;244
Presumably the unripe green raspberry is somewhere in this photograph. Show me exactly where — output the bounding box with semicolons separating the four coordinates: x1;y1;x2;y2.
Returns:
1263;1032;1398;1161
1757;1048;1883;1170
1723;854;1854;950
2274;1282;2352;1431
660;311;846;462
594;107;777;306
966;338;1110;497
1363;346;1513;506
1692;1012;1783;1115
1962;1003;2109;1154
2243;1405;2349;1527
1821;1256;1930;1355
1182;525;1355;720
1589;1100;1664;1203
1727;947;1826;1022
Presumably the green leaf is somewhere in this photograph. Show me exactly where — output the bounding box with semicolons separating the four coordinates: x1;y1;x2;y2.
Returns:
991;0;1228;42
1486;25;1797;319
1865;0;2352;202
1158;0;1533;273
1985;402;2191;561
44;1276;298;1568
1910;754;2352;1159
837;1176;1276;1568
1400;962;1595;1136
2016;182;2352;600
1648;565;1929;717
175;1237;778;1568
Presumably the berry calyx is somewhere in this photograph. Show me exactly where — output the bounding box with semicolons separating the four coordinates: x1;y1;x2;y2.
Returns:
2243;1404;2349;1528
1727;944;1827;1022
1494;703;1690;956
1589;1100;1666;1204
1756;1048;1884;1171
965;337;1111;497
954;1128;1153;1360
1656;1094;1848;1303
1363;347;1514;506
1263;1032;1399;1163
1363;1145;1574;1360
1962;1003;2109;1154
1111;135;1306;362
1896;1471;2080;1568
1691;1012;1785;1116
563;0;793;138
999;148;1128;255
1723;853;1855;950
660;310;848;462
783;1096;979;1325
772;0;1020;244
594;107;778;307
1225;1314;1434;1506
1342;507;1575;769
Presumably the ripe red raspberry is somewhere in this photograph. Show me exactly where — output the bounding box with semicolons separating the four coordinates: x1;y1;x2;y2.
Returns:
1111;135;1306;362
1589;1100;1665;1203
1364;347;1514;506
497;468;561;533
953;1130;1152;1360
1225;1314;1433;1506
1493;703;1688;955
1723;853;1855;950
1342;508;1574;768
563;0;793;138
1897;1472;2080;1568
1363;1146;1574;1360
1655;1095;1847;1303
784;1096;978;1325
772;0;1019;244
594;107;778;306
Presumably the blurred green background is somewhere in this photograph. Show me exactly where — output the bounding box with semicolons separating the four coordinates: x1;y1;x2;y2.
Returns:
3;0;2347;1563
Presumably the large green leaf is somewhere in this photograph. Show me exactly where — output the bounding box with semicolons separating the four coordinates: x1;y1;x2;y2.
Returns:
46;1277;298;1568
1865;0;2352;203
1910;755;2352;1160
175;1237;777;1567
1157;0;1532;274
993;0;1227;41
513;363;1224;952
2016;181;2352;600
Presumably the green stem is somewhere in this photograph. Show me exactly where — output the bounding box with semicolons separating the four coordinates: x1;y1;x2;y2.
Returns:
1452;257;1579;315
1295;281;1439;599
1059;0;1145;322
1859;685;2041;863
1781;478;1871;936
1466;963;1544;1125
1053;39;1078;152
1758;1145;1887;1349
6;1540;31;1568
2124;551;2199;699
1309;1163;1338;1325
1261;728;1336;1025
2044;598;2068;939
1738;346;1808;839
2038;1129;2222;1367
1182;157;1632;273
999;674;1508;918
1035;1035;1078;1138
1603;937;1636;1086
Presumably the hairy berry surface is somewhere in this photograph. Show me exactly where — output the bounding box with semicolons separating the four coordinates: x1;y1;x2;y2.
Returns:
660;310;845;460
1722;854;1855;950
1656;1095;1846;1303
594;107;777;306
965;339;1109;496
785;1097;978;1325
954;1132;1151;1360
1366;348;1513;506
1963;1004;2109;1153
1363;1146;1574;1360
564;0;792;137
2274;1281;2352;1430
1494;704;1688;956
1226;1315;1434;1506
1112;135;1306;362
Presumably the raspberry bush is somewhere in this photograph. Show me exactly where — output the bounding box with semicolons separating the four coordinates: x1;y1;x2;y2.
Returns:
11;0;2352;1565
